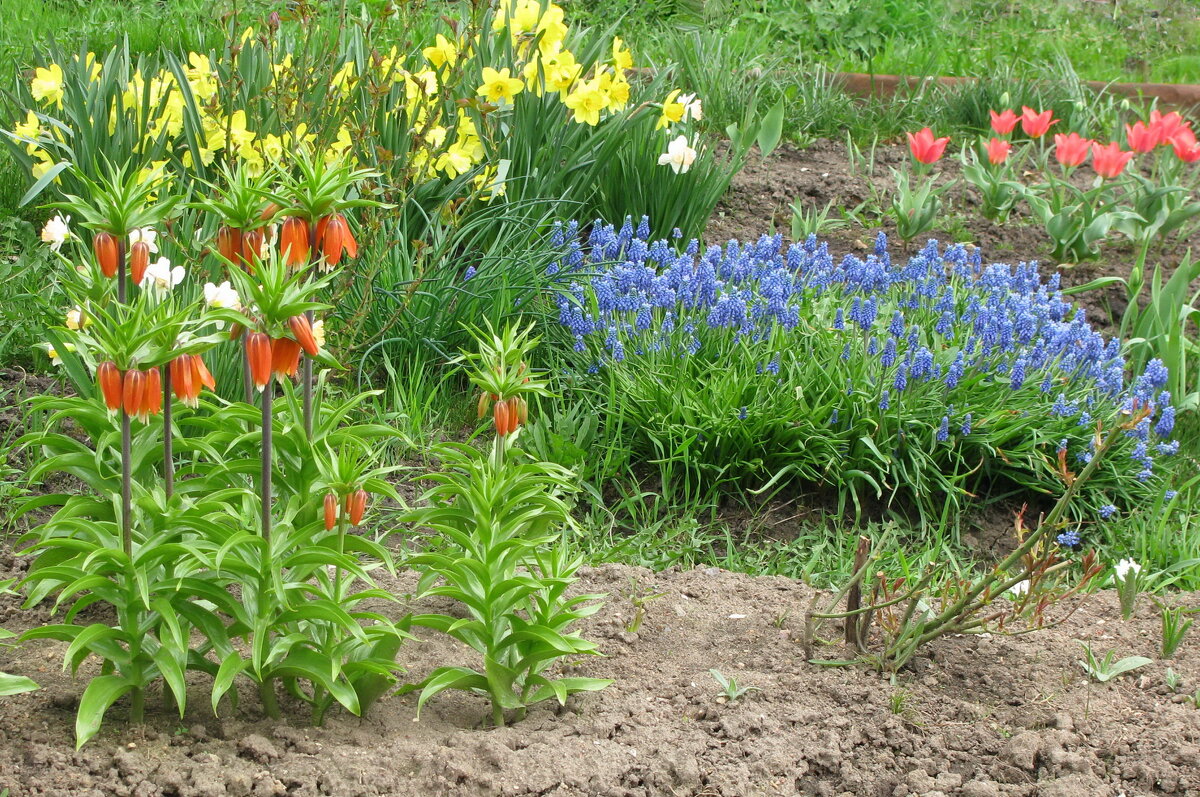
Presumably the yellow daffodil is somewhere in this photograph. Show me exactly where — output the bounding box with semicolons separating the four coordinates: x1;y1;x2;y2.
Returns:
31;64;64;106
544;50;581;98
600;71;630;112
30;149;59;181
425;125;448;149
331;61;356;96
477;67;524;104
12;111;42;143
423;34;458;69
73;52;102;82
436;145;473;179
65;306;89;330
612;37;633;71
564;78;609;126
260;133;284;162
656;89;685;130
44;341;75;367
535;5;568;56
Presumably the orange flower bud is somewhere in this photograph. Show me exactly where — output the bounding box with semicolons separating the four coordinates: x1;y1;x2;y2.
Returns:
129;241;151;286
280;217;310;267
259;202;282;222
97;361;123;411
93;231;119;278
506;397;521;434
324;492;338;531
192;354;216;391
477;391;490;420
241;228;264;269
144;366;162;417
318;213;356;266
271;337;301;379
229;322;245;342
217;226;242;263
171;355;196;407
288;314;319;356
347;488;368;526
246;333;272;390
493;398;510;437
515;396;528;427
122;369;145;417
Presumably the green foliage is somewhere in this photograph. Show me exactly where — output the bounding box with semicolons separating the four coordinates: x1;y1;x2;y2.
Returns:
709;668;759;702
1077;643;1152;683
1158;605;1195;659
889;170;947;241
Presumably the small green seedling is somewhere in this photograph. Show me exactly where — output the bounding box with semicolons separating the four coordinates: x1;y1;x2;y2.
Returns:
709;669;759;703
1078;643;1152;683
1159;605;1195;659
888;688;912;716
772;609;791;630
625;581;667;634
1164;668;1183;693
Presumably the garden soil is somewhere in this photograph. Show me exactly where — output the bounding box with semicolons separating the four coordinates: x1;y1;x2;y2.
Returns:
706;140;1200;332
1;552;1198;797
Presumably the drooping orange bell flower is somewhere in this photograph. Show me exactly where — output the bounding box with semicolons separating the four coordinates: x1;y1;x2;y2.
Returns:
144;366;162;418
288;314;319;356
241;228;264;268
317;214;358;267
280;217;310;267
493;397;510;436
97;361;123;411
171;354;197;407
246;332;272;390
192;354;216;391
130;241;151;286
122;369;145;417
324;492;338;530
217;226;243;263
93;231;119;278
346;488;368;526
259;202;282;222
271;337;302;379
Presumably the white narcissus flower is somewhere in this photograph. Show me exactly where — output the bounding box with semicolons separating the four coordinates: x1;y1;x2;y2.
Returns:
203;280;241;310
679;93;702;122
41;214;72;251
658;135;698;175
44;341;74;366
128;227;159;253
312;319;326;351
1114;559;1142;580
142;257;184;291
65;306;87;330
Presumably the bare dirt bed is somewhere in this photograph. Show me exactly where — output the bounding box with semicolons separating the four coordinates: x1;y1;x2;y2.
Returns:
1;556;1198;797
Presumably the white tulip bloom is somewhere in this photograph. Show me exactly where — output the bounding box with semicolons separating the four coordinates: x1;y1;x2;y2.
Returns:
658;135;698;175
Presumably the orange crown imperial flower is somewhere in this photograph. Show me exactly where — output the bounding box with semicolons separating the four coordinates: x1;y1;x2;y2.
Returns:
324;492;338;531
97;361;123;411
271;337;302;379
130;241;151;286
346;488;368;526
280;217;310;267
93;231;119;278
288;314;319;356
246;332;272;390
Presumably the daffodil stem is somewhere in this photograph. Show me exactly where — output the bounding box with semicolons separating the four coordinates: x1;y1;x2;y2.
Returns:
163;365;174;500
261;381;273;545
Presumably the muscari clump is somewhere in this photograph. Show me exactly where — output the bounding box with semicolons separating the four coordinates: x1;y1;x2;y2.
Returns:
545;218;1176;531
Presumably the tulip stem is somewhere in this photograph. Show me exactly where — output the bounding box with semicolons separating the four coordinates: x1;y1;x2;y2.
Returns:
163;365;174;500
262;382;273;545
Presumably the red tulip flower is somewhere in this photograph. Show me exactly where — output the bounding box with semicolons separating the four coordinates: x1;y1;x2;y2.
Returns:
93;231;119;278
1091;142;1135;179
1053;133;1091;168
1020;107;1058;138
1150;110;1189;144
1170;128;1200;163
1125;121;1160;153
989;109;1019;136
906;127;950;164
986;137;1012;165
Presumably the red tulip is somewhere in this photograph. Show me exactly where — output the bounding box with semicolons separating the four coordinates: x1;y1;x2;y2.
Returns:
324;492;338;531
1171;129;1200;163
130;241;150;286
288;314;319;356
906;127;950;164
1125;121;1160;153
1150;110;1189;144
246;332;272;390
317;214;357;266
985;137;1011;165
271;337;302;379
144;366;162;418
1020;107;1057;138
347;488;368;526
280;217;310;267
1053;132;1091;168
989;109;1019;136
122;369;145;417
97;361;123;411
1091;142;1135;179
93;231;119;278
217;226;242;263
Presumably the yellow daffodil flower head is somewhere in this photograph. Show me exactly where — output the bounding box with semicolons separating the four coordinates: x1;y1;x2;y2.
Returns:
564;77;609;126
436;145;473;179
477;67;524;104
656;89;685;130
599;70;630;112
612;37;633;71
31;64;65;107
535;5;568;56
331;61;356;96
12;110;43;143
423;34;458;70
544;50;581;98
